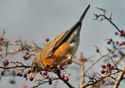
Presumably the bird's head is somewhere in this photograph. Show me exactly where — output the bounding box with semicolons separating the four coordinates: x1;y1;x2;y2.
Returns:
29;58;43;79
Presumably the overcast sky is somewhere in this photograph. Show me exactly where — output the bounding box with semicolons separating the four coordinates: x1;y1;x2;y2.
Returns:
0;0;125;88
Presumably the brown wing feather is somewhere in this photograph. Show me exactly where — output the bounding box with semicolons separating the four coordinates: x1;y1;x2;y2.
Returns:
38;30;68;60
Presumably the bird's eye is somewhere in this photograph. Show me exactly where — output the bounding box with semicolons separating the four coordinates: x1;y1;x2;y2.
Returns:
32;64;37;72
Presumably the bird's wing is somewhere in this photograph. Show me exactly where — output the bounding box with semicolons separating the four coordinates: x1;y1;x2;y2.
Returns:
38;30;68;59
38;4;90;59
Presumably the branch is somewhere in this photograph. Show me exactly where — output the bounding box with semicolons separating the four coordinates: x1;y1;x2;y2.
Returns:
79;53;85;88
32;77;59;88
84;45;125;74
100;15;122;35
79;62;85;88
0;62;30;69
94;8;124;37
113;63;125;88
83;70;121;88
55;73;75;88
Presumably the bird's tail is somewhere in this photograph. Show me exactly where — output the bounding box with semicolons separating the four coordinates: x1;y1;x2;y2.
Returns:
79;4;90;22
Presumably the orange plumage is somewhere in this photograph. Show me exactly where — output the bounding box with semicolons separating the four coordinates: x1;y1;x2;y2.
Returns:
42;43;71;71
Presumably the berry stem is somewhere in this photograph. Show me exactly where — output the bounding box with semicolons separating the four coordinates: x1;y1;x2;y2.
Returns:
100;15;125;37
56;73;74;88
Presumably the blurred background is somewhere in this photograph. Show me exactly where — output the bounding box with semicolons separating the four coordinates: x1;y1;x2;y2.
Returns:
0;0;125;88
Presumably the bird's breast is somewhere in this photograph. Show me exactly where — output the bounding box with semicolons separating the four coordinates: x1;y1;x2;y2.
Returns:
41;43;71;70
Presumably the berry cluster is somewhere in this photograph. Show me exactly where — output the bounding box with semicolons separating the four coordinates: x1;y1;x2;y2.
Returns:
23;51;31;60
107;30;125;46
16;72;27;78
9;80;15;84
15;69;31;81
61;74;69;81
101;63;114;74
42;71;53;85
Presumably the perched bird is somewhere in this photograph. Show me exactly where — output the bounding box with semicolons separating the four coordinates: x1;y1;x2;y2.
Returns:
30;5;90;79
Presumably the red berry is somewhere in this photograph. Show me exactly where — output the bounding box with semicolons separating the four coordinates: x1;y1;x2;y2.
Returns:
122;32;125;35
0;47;2;51
48;78;52;81
43;71;48;75
25;51;28;55
19;73;22;77
45;75;49;79
119;43;122;46
16;72;20;76
120;33;123;37
29;76;33;81
48;81;52;85
64;77;69;81
0;37;3;41
48;78;52;85
107;63;111;68
79;58;84;62
115;32;118;35
107;41;110;44
3;60;9;66
45;38;49;42
101;70;105;74
108;39;112;42
9;80;15;84
27;69;31;74
61;75;65;79
122;41;125;45
23;55;30;60
1;70;5;75
102;65;106;69
110;65;114;69
26;55;30;59
115;41;119;45
23;73;27;78
121;30;124;33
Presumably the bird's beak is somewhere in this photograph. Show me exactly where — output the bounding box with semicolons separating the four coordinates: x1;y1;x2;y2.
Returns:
29;70;37;79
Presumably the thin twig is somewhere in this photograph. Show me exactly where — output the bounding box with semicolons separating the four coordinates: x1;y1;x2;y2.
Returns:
84;45;125;74
83;70;121;88
0;63;30;69
79;53;85;88
100;15;123;35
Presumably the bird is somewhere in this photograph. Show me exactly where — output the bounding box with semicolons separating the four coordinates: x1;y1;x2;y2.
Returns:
29;4;90;79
